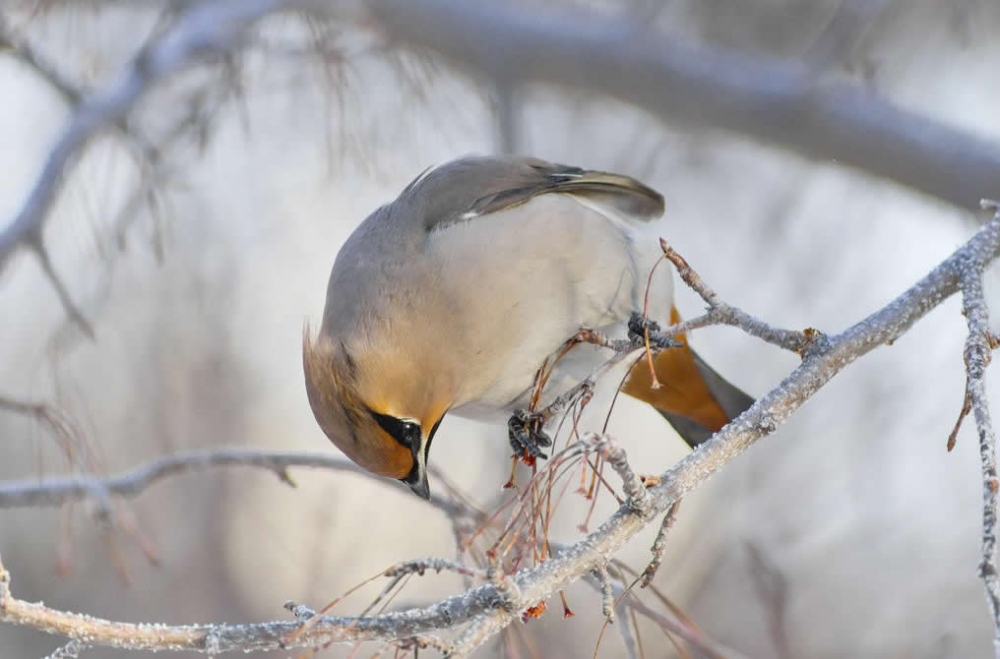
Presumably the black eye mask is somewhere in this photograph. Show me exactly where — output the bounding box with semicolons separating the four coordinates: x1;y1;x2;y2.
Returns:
369;409;421;449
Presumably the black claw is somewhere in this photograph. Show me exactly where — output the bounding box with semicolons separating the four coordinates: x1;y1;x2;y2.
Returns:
627;312;657;344
628;312;682;349
508;410;551;460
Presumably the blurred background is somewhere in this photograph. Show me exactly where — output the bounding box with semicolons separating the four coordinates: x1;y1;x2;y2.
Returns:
1;0;999;656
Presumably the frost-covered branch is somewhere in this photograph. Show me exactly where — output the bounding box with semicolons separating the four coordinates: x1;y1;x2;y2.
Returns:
948;201;1000;656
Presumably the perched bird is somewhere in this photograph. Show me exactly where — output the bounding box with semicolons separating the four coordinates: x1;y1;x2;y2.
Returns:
303;156;753;499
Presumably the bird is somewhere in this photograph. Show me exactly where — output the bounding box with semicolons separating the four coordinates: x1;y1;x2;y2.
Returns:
303;155;754;499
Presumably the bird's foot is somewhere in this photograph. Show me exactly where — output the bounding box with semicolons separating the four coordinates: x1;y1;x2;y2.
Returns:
628;312;682;350
508;409;552;465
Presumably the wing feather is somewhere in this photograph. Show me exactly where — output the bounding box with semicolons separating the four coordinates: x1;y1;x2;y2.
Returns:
394;156;664;232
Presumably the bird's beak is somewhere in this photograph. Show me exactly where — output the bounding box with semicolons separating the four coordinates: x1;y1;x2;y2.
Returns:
402;433;431;499
401;414;445;501
406;469;431;500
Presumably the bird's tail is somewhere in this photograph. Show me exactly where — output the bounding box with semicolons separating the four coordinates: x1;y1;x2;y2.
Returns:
622;307;754;448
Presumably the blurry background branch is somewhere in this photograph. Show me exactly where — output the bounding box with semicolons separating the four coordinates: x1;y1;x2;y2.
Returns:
0;449;362;508
0;0;294;336
0;448;476;518
3;0;999;336
3;0;999;340
363;0;1000;212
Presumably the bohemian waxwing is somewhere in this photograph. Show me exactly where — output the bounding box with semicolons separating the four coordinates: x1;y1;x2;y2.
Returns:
303;156;753;499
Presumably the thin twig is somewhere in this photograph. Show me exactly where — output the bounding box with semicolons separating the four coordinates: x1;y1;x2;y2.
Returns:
657;239;818;355
0;394;82;454
584;433;653;518
360;559;487;620
640;501;680;588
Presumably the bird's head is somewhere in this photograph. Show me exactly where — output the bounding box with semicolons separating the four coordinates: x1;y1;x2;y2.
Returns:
302;324;446;499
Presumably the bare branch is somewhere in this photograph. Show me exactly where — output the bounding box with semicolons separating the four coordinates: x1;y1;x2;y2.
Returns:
0;447;475;537
948;200;1000;653
364;0;1000;211
0;449;359;508
30;240;95;339
656;238;818;355
585;432;653;518
0;395;87;468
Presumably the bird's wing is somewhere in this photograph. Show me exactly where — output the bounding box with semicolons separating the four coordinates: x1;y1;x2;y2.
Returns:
398;156;664;233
